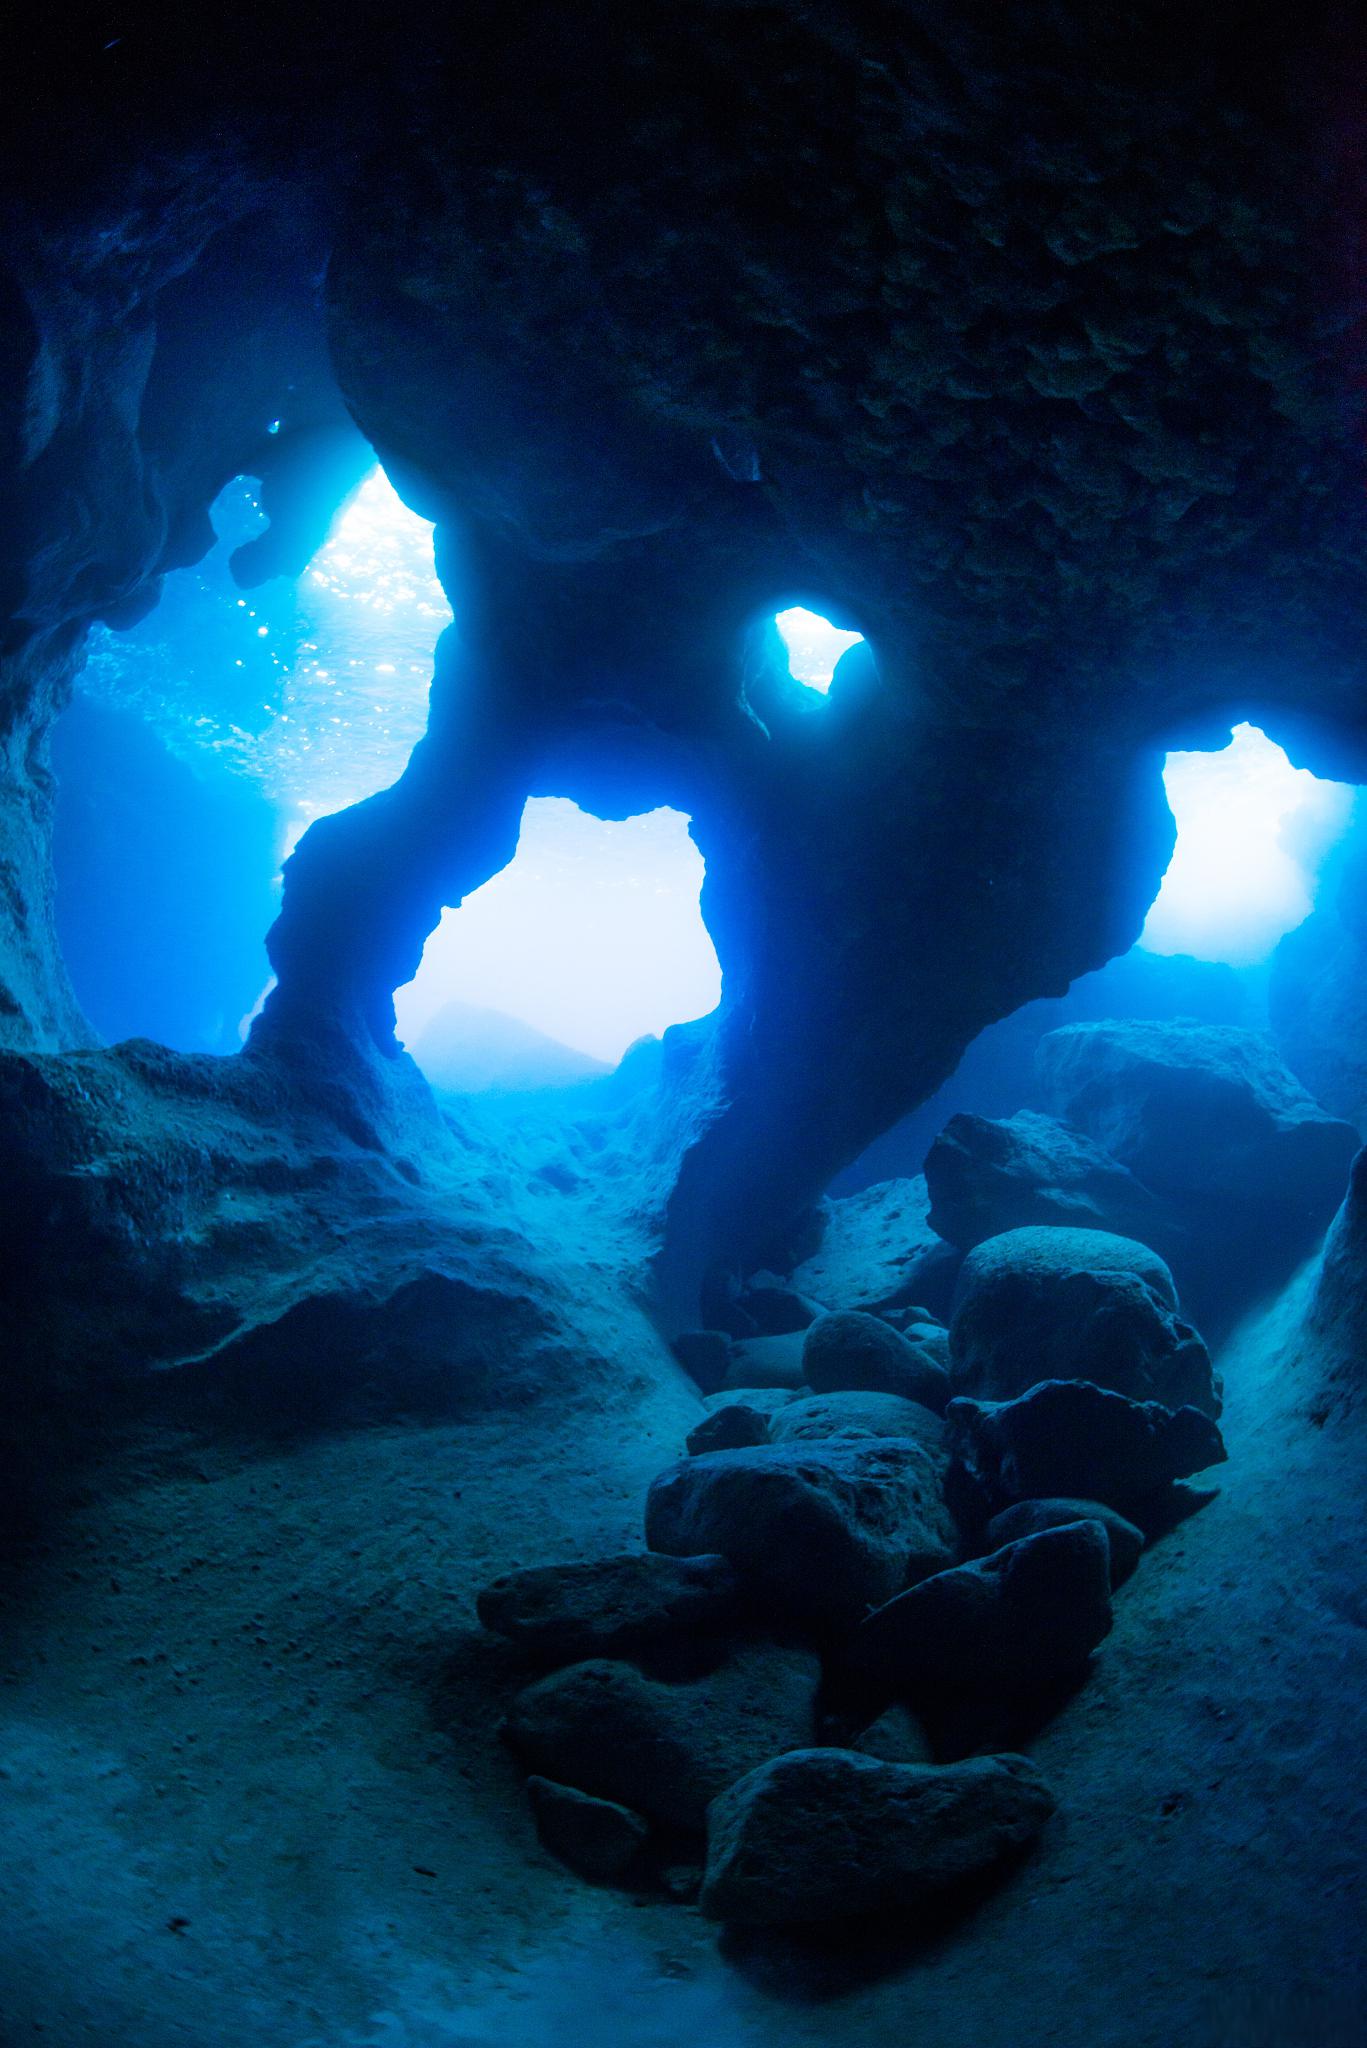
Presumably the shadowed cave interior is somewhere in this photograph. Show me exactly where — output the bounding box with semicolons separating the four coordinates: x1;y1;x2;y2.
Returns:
4;9;1367;2045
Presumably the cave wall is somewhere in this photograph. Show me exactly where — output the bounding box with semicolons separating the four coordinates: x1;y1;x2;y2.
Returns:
5;4;1367;1332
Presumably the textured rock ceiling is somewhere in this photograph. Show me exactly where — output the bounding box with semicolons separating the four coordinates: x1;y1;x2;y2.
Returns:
3;2;1367;1300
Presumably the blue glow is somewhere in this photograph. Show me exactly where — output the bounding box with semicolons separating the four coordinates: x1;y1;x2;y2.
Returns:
80;465;449;831
395;799;722;1066
774;607;863;692
1141;722;1356;966
71;472;723;1065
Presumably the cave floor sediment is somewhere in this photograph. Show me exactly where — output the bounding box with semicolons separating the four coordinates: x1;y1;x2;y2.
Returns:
0;1268;1363;2048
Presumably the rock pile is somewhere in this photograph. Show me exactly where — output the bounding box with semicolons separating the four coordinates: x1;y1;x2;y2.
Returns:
476;1215;1228;1940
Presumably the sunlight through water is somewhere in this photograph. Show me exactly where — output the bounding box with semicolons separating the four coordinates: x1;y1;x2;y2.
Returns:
774;607;863;691
1140;722;1356;965
80;466;449;833
396;799;722;1068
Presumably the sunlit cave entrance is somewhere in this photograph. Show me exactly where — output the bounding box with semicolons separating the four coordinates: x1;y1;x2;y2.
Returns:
50;477;829;1072
835;720;1362;1199
51;463;450;1052
396;798;721;1092
1140;721;1356;969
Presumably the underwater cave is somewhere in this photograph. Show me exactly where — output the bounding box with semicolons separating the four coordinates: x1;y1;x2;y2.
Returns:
3;8;1367;2044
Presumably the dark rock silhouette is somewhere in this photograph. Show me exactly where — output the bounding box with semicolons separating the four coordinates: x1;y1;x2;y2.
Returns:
505;1644;822;1832
948;1379;1228;1511
646;1438;957;1626
949;1226;1220;1417
925;1109;1174;1254
853;1521;1114;1695
700;1750;1056;1927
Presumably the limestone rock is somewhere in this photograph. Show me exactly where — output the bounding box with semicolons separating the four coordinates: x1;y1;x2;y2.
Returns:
790;1177;960;1319
985;1497;1144;1586
771;1390;948;1456
854;1520;1113;1693
852;1703;935;1766
686;1402;772;1454
699;1749;1056;1925
948;1379;1227;1510
646;1438;958;1625
702;1386;796;1417
505;1643;822;1831
949;1226;1219;1417
477;1551;745;1660
1036;1020;1358;1226
736;1282;823;1335
526;1776;649;1881
723;1332;807;1390
925;1109;1172;1253
803;1309;950;1410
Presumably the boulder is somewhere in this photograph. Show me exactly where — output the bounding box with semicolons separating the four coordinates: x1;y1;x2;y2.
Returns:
948;1379;1227;1511
925;1109;1173;1253
852;1703;935;1766
646;1438;958;1626
687;1403;772;1454
736;1281;824;1335
477;1551;746;1660
699;1749;1056;1926
723;1332;807;1390
505;1643;822;1831
985;1497;1144;1587
949;1226;1220;1418
854;1521;1113;1694
525;1776;650;1881
953;1223;1177;1309
1036;1021;1358;1230
771;1390;948;1456
790;1176;961;1319
702;1386;796;1418
901;1319;951;1370
803;1309;951;1410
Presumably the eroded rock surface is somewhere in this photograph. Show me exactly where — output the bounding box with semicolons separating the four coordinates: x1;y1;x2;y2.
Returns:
771;1391;949;1454
790;1179;959;1320
926;1109;1172;1253
854;1521;1114;1695
646;1439;957;1625
505;1644;822;1831
477;1552;746;1662
1037;1023;1358;1238
948;1380;1227;1511
699;1749;1057;1926
949;1226;1219;1417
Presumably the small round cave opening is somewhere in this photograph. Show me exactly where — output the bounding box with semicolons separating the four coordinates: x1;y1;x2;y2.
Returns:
395;797;722;1090
773;606;864;692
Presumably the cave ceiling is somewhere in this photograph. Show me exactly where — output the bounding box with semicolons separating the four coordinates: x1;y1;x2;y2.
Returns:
3;2;1367;1290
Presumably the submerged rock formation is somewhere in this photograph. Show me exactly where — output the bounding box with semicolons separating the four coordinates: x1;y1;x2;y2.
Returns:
699;1749;1057;1927
5;8;1367;2035
6;4;1367;1340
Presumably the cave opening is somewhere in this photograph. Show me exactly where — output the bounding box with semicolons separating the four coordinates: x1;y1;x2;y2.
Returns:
830;720;1365;1210
8;12;1367;2037
773;606;865;693
51;462;449;1051
1140;721;1357;968
395;795;721;1091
